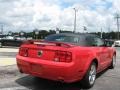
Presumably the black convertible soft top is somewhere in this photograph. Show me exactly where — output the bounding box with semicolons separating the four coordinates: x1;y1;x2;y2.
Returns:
44;33;100;46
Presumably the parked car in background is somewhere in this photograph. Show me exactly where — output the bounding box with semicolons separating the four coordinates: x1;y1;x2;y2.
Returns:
0;35;6;40
0;35;27;48
112;40;120;47
14;36;27;40
5;36;14;39
104;39;114;47
16;33;116;88
0;36;2;40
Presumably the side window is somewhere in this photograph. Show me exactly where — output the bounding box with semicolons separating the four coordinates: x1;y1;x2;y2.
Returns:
86;36;95;46
86;36;104;46
94;37;104;46
73;37;79;43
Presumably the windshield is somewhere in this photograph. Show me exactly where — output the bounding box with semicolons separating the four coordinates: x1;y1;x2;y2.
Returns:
44;34;86;45
45;35;79;43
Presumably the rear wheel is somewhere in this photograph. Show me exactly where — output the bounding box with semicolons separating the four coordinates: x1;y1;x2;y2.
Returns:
81;62;96;88
109;55;116;69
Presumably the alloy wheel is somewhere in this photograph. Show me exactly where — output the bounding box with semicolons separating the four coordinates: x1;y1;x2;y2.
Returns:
112;55;116;68
89;64;96;85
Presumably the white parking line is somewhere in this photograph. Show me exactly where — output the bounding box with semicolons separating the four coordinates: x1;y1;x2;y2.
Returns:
0;58;16;66
0;86;30;90
0;48;18;52
0;48;18;66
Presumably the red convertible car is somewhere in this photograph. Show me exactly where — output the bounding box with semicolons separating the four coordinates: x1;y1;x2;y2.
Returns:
16;33;116;88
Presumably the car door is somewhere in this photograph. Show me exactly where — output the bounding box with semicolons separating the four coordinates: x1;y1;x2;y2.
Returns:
94;37;110;70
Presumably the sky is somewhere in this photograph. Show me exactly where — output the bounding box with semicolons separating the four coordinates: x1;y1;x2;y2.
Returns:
0;0;120;33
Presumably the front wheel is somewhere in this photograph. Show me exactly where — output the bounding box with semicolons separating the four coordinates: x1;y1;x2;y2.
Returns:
109;55;116;69
81;62;96;88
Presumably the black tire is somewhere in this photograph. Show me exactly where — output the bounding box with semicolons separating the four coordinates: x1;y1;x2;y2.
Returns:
109;55;116;69
0;42;2;48
81;62;96;88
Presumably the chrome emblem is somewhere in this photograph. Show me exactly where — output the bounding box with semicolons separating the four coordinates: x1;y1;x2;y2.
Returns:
38;50;43;57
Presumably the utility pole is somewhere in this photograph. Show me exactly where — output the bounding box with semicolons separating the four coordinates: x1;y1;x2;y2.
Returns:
56;27;59;34
115;13;120;40
83;26;87;33
73;8;77;33
108;26;110;39
0;24;4;34
101;28;103;38
108;27;110;33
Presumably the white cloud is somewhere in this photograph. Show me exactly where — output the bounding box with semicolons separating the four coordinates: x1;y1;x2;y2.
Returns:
0;0;120;33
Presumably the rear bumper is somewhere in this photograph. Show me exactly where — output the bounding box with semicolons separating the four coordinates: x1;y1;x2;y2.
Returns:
16;55;84;83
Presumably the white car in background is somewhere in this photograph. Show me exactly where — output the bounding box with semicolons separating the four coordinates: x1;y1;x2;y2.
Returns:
112;40;120;47
5;36;14;39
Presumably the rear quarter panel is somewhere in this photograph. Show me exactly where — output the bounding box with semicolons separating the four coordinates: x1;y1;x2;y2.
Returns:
70;46;116;76
69;46;99;78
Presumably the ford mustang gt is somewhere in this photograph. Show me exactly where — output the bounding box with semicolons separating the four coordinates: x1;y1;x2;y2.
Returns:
16;33;116;88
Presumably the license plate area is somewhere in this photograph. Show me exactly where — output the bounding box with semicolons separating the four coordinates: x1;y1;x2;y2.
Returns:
31;64;43;73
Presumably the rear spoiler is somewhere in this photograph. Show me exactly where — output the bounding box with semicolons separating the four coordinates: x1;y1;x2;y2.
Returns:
23;40;74;48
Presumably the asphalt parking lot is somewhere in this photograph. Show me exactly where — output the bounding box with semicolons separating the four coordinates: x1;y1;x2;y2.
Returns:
0;47;120;90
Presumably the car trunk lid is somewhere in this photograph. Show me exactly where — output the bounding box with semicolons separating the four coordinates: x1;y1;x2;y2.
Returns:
19;40;73;62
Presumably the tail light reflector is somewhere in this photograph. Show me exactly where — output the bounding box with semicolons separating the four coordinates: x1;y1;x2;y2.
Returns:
54;51;72;63
19;48;28;57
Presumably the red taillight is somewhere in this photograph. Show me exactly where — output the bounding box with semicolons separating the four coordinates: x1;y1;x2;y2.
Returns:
19;48;28;57
54;51;72;63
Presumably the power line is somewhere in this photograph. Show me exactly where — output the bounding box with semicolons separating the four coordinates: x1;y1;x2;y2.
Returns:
115;13;120;40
